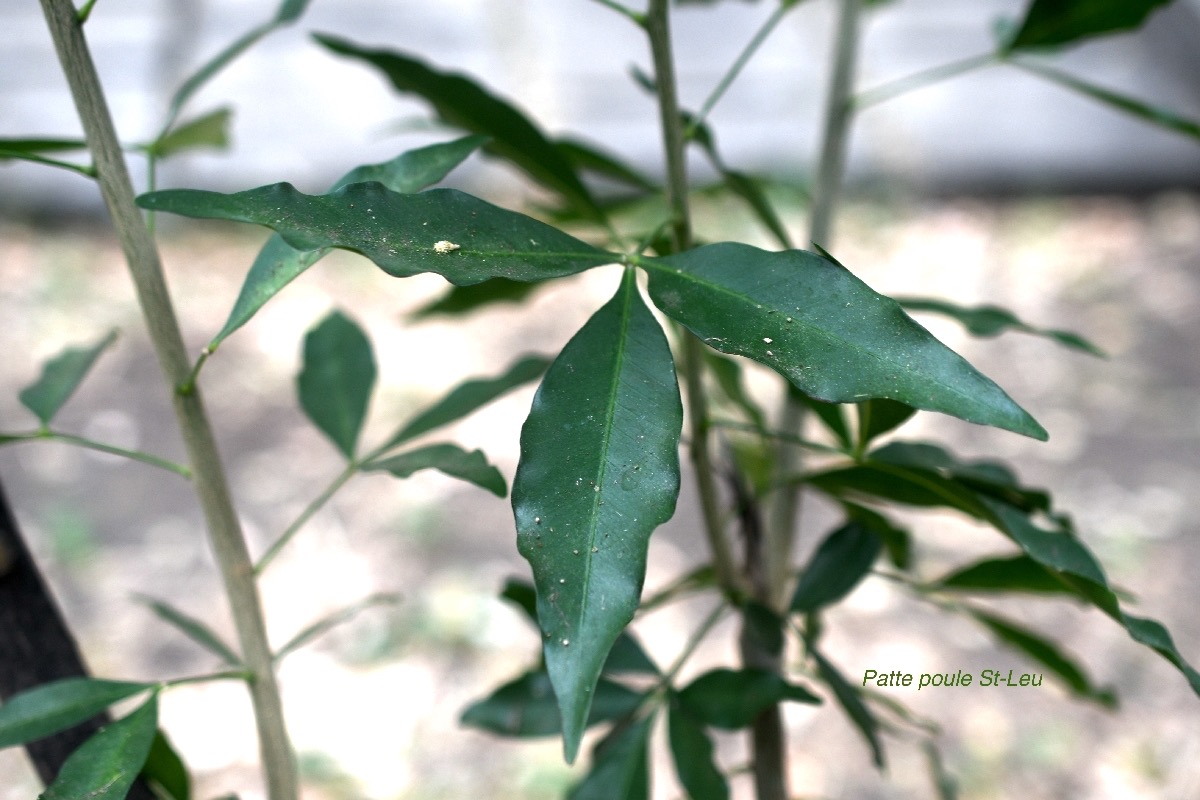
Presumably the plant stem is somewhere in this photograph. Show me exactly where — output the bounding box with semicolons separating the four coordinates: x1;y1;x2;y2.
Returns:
1;431;192;477
255;461;357;575
37;3;297;798
852;52;996;112
645;0;741;595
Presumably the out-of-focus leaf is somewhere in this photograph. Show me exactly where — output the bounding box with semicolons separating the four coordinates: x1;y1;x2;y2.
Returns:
315;35;602;220
690;120;792;249
365;443;506;497
1004;0;1174;50
140;729;191;800
846;503;911;570
811;649;885;767
794;389;852;449
898;296;1104;355
603;632;660;677
512;271;682;762
138;183;616;285
791;520;883;613
382;355;550;449
1010;60;1200;143
298;311;376;459
555;137;656;192
667;704;729;800
702;349;767;431
643;244;1047;440
460;670;643;737
966;608;1117;706
409;277;540;319
40;694;159;800
500;577;538;622
932;554;1077;595
209;135;487;349
0;678;152;748
567;715;655;800
857;398;917;448
677;668;820;730
0;138;87;155
134;594;241;667
869;441;1051;512
274;593;402;662
19;330;118;426
147;108;232;158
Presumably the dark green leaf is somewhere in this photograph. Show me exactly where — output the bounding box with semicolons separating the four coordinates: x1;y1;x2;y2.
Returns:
315;35;602;219
41;694;159;800
603;631;660;676
742;602;785;660
460;670;642;738
811;649;885;767
791;521;883;613
845;503;911;570
794;390;852;449
809;462;987;516
667;705;729;800
702;349;767;431
677;668;820;730
382;355;550;449
921;739;959;800
0;138;87;155
298;311;376;459
870;441;1051;512
898;296;1104;355
857;398;917;448
967;608;1117;706
274;593;402;662
148;108;232;159
1011;60;1200;143
209;135;487;348
1005;0;1174;50
1121;613;1200;695
567;715;655;800
643;244;1046;439
409;277;540;319
554;137;656;192
138;183;615;285
134;594;242;667
933;554;1077;595
691;120;792;249
512;271;682;762
20;330;118;426
500;577;538;622
365;443;506;497
140;729;191;800
0;678;152;748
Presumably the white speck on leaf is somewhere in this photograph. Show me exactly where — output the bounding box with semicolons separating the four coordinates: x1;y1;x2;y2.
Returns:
433;240;460;254
763;337;773;344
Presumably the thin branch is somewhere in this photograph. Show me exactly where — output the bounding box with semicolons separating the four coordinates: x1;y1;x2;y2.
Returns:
853;52;997;112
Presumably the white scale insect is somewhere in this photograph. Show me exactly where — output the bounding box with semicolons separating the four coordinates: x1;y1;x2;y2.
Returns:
432;240;461;254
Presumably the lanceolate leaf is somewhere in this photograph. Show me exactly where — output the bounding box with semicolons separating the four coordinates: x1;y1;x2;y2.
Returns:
0;678;152;748
365;444;507;497
210;135;488;348
315;34;602;219
568;716;655;800
791;521;883;613
41;694;159;800
1005;0;1174;50
667;705;729;800
147;107;232;159
677;669;820;730
140;729;192;800
20;330;118;426
811;649;885;767
554;137;656;192
642;244;1047;440
933;554;1079;595
382;355;551;449
856;398;918;449
137;183;616;285
460;670;643;737
134;594;242;667
298;311;376;459
897;296;1104;356
512;270;682;762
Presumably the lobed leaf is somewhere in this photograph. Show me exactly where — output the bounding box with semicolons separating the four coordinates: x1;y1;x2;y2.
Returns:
298;311;376;459
460;670;643;738
898;296;1104;356
365;444;506;497
791;520;883;613
134;594;242;667
40;694;159;800
567;716;655;800
138;183;615;285
20;330;118;426
667;705;729;800
511;270;682;762
1005;0;1174;50
677;668;820;730
0;678;152;749
642;244;1047;439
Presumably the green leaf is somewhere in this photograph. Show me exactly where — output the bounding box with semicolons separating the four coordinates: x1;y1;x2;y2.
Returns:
791;521;883;613
1005;0;1174;50
40;694;159;800
898;296;1104;355
20;330;118;426
147;108;232;159
795;390;852;449
460;670;643;738
667;704;729;800
643;244;1046;440
512;270;682;762
134;594;242;668
677;668;820;730
845;503;911;570
137;183;615;285
691;120;792;249
702;349;767;431
0;138;87;156
856;398;917;448
933;554;1078;595
603;631;661;677
966;608;1117;707
409;277;540;319
315;34;602;220
0;678;152;748
870;441;1051;512
210;135;487;348
811;649;885;767
500;577;539;622
365;443;506;497
274;593;402;662
140;729;191;800
567;715;655;800
298;311;376;459
382;355;550;449
554;137;656;192
1010;60;1200;143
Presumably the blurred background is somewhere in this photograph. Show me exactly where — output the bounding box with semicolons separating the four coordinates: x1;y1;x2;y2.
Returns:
2;0;1199;798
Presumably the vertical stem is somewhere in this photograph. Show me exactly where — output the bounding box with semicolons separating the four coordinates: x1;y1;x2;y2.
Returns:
37;4;297;799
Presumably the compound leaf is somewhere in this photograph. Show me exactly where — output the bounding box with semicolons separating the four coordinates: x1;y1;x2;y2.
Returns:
298;311;376;459
512;270;682;762
20;330;118;426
